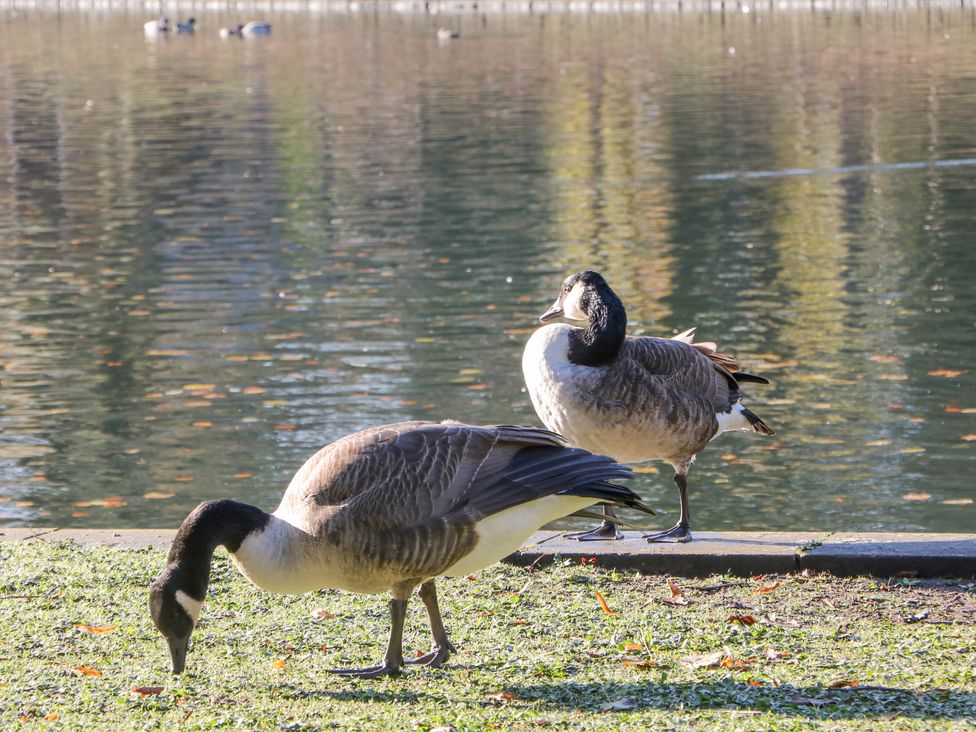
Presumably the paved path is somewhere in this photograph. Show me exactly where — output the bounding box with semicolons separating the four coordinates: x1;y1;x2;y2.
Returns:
2;528;974;578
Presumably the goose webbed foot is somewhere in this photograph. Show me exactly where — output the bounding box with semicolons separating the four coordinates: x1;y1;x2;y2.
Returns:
565;521;624;541
643;522;692;543
328;659;404;678
405;640;456;668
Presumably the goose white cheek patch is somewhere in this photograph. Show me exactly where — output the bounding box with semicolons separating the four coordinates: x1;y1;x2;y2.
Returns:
175;590;203;625
562;284;588;320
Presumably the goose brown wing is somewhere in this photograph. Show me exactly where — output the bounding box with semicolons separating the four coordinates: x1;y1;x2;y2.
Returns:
619;336;733;411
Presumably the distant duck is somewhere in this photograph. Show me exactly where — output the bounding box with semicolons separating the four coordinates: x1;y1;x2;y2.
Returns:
150;421;651;677
176;18;196;33
219;25;243;38
437;28;460;40
241;21;272;36
143;16;169;34
522;271;774;543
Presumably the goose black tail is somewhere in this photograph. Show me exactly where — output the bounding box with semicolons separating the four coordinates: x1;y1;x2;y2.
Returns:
741;406;775;436
734;372;770;385
560;480;655;516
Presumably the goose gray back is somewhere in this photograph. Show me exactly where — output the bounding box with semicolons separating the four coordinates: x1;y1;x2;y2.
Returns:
523;271;773;543
149;420;651;678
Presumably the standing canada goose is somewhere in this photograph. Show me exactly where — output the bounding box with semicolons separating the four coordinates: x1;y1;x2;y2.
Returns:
150;421;651;678
522;271;774;543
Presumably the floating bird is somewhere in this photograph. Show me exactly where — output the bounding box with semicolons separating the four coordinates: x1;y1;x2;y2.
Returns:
150;421;650;678
219;25;243;38
437;28;460;40
241;21;272;36
522;271;773;543
176;18;196;34
143;16;169;34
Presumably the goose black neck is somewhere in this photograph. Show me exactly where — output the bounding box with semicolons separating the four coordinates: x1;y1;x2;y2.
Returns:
567;285;627;367
167;498;269;600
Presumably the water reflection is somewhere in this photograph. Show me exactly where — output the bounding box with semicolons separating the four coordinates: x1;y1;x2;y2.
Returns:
0;6;974;531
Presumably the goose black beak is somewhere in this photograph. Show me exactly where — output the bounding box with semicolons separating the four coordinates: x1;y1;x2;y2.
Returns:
539;303;564;323
168;635;190;675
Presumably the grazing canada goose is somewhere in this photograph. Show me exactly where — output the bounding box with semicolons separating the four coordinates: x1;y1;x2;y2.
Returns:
522;271;774;543
150;421;651;678
241;21;272;36
176;18;196;33
143;16;169;34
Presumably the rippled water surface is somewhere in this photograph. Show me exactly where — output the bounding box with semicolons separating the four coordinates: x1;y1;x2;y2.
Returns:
1;5;975;530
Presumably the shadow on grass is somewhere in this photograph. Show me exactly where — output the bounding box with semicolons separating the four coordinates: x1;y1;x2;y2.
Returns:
512;681;975;719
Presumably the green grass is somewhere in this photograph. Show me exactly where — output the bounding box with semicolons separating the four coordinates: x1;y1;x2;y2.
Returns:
1;541;974;730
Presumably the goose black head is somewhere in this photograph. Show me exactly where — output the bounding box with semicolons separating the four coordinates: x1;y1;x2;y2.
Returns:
149;566;201;674
539;270;611;323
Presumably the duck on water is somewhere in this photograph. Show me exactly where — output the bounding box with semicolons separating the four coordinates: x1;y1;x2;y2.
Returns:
522;271;774;543
149;421;652;678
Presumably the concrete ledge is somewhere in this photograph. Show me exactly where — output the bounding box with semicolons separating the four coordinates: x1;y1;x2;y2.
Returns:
3;528;974;578
507;531;976;578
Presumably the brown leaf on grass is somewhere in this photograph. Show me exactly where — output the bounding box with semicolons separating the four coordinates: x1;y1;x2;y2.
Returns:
74;624;116;634
746;680;763;686
829;680;860;688
595;590;616;615
623;642;644;652
620;657;662;670
764;646;791;660
44;712;59;721
488;692;516;703
681;651;729;669
661;580;689;606
727;614;757;626
272;659;286;669
71;665;102;676
819;597;836;608
131;686;164;696
310;609;335;619
755;581;781;594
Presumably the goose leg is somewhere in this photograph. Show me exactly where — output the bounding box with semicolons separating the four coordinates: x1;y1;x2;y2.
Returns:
565;504;624;541
329;595;408;678
644;469;692;543
405;580;456;667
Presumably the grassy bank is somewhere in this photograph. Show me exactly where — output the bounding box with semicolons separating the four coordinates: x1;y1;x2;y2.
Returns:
1;541;974;730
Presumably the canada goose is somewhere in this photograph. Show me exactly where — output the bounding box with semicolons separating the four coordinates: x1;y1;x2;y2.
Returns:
176;18;196;34
437;28;461;40
150;421;651;678
143;16;169;34
241;21;272;36
522;271;774;543
219;25;243;38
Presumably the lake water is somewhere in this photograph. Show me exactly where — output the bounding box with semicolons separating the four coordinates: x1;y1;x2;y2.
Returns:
1;3;975;532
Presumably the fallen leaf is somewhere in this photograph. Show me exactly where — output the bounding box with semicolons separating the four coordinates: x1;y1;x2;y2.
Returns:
192;421;213;428
272;659;286;669
962;435;976;442
829;680;860;688
488;692;516;702
869;354;902;363
623;642;644;652
71;665;102;676
598;697;638;712
755;581;781;595
820;597;836;608
310;609;335;619
865;439;892;447
902;493;932;501
942;498;973;506
747;680;763;686
44;712;59;721
620;657;661;670
131;686;165;696
681;651;728;669
74;624;116;634
595;590;616;615
233;473;253;479
144;492;175;500
660;580;689;606
727;614;757;626
764;646;791;660
928;369;966;378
